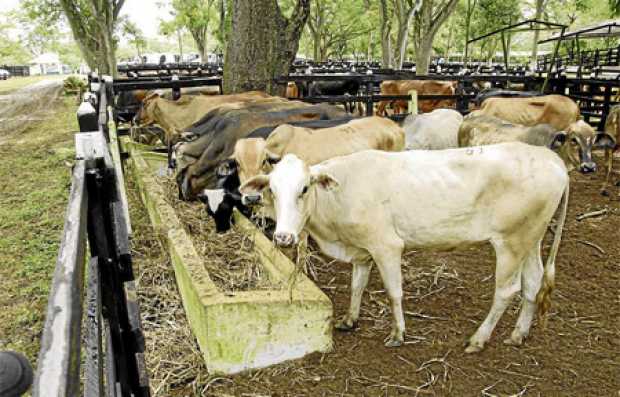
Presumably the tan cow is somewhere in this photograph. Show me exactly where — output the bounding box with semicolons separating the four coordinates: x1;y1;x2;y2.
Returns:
135;91;273;144
459;114;614;174
474;94;580;130
600;105;620;195
377;80;457;116
233;117;405;188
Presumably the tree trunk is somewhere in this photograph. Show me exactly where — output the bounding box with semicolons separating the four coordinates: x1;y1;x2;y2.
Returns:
223;0;310;94
531;0;545;66
464;0;477;63
379;0;393;68
412;0;458;75
415;37;433;75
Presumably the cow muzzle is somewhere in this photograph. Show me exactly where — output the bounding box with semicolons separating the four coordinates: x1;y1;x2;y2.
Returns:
579;161;597;174
241;194;262;206
274;232;296;248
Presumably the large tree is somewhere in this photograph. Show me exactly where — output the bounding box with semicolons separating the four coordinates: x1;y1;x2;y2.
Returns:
223;0;310;94
392;0;422;69
306;0;370;62
412;0;459;75
169;0;217;62
59;0;125;76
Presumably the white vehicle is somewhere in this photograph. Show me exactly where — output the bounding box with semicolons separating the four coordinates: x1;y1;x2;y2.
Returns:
0;69;10;80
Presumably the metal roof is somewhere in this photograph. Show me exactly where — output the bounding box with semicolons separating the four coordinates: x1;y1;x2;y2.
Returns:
539;19;620;43
468;19;567;45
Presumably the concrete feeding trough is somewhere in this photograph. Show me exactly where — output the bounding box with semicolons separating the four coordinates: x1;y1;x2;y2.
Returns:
127;145;333;375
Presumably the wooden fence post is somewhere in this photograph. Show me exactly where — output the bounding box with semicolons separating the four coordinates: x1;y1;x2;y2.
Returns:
408;89;418;115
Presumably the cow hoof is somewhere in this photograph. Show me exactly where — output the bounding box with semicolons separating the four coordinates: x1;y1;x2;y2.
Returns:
384;336;403;347
615;180;620;187
334;317;357;332
503;334;524;346
464;340;484;354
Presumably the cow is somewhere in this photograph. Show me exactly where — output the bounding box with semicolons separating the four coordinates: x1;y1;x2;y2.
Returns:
474;94;580;131
285;82;300;99
307;80;362;114
197;162;250;233
176;101;346;199
135;91;273;145
459;114;614;174
473;89;543;107
199;117;355;232
239;143;569;352
402;109;463;150
377;80;457;116
600;105;620;195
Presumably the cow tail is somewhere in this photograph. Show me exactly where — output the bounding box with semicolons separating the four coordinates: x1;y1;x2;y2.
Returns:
536;181;569;327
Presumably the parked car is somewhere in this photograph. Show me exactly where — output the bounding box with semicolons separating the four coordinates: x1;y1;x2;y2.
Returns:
0;69;10;80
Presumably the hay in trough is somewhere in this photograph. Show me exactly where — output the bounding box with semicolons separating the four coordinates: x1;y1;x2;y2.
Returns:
127;179;210;396
160;176;279;292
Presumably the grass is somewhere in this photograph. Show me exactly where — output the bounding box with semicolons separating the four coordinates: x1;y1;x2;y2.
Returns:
0;75;65;95
0;94;77;365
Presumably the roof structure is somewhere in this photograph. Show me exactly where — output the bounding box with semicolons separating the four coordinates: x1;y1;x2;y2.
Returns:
539;19;620;43
467;19;567;45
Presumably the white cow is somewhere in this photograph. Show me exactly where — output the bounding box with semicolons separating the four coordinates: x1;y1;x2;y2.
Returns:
240;143;569;352
402;108;463;150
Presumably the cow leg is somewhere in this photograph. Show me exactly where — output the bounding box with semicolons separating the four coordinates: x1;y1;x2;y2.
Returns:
377;101;387;117
600;148;613;196
371;246;406;347
465;240;524;353
335;259;372;331
505;240;543;347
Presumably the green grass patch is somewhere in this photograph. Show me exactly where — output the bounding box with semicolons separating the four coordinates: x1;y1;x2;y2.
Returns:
0;75;65;95
0;95;77;364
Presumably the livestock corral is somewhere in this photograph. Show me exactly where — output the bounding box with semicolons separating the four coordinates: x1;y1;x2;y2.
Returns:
24;61;620;397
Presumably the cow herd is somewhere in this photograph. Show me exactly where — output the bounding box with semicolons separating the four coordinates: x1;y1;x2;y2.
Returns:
127;82;620;353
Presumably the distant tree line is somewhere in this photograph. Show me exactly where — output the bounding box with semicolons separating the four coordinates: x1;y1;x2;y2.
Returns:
8;0;618;91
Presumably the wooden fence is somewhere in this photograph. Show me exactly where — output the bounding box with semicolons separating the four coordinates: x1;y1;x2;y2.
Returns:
32;77;150;397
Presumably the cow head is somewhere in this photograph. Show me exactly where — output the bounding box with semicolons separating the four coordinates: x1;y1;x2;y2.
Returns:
197;165;248;233
134;92;160;125
239;154;338;247
550;120;614;174
230;138;281;205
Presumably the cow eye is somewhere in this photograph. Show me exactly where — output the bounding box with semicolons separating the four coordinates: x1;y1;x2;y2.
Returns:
300;185;309;196
571;139;579;146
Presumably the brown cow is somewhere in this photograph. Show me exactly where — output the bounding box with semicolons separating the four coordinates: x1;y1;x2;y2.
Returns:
600;105;620;195
285;82;300;99
377;80;457;116
135;91;273;145
474;94;580;131
459;114;614;174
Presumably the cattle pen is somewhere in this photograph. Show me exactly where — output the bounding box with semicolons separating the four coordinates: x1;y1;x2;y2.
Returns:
18;64;620;396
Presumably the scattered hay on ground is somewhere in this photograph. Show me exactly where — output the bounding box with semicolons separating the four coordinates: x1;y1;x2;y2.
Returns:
128;179;212;396
160;176;277;292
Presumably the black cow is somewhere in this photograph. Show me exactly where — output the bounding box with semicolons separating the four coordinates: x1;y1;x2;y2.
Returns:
300;80;362;113
175;102;346;199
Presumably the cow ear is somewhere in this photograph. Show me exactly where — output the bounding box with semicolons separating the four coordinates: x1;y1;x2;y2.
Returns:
310;171;339;191
239;175;270;195
549;131;567;150
265;149;281;165
594;132;616;149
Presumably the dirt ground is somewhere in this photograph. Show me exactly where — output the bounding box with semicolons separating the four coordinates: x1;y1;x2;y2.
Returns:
186;160;617;397
131;152;620;396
